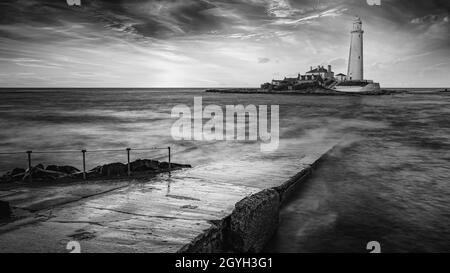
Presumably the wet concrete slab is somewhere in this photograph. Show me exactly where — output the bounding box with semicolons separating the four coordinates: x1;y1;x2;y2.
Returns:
0;142;337;253
0;181;130;212
0;175;259;253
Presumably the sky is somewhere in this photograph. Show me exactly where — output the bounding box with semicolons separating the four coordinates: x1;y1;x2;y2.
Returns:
0;0;449;88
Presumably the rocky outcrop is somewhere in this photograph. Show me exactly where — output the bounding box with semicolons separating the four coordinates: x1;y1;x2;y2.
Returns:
22;165;69;181
1;159;192;183
130;159;159;172
0;168;26;183
10;168;25;176
158;162;192;169
88;160;191;177
46;165;80;174
98;162;127;177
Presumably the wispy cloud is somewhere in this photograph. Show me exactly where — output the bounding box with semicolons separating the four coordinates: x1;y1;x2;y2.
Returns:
271;7;347;25
258;57;271;63
411;14;449;24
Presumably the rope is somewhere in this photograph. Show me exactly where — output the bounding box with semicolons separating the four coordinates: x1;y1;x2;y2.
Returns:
0;147;169;155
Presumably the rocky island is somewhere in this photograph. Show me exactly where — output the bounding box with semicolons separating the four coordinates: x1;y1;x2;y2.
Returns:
205;87;403;96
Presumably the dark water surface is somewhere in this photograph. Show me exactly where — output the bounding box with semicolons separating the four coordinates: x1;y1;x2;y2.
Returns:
0;88;449;252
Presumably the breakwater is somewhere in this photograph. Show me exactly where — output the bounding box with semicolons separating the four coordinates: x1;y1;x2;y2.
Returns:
178;144;336;253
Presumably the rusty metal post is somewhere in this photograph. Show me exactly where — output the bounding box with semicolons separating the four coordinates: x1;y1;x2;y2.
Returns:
126;148;131;176
168;146;171;172
26;151;32;182
82;149;86;180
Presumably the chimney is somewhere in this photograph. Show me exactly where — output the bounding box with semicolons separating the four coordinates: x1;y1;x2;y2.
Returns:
328;65;332;73
310;66;312;71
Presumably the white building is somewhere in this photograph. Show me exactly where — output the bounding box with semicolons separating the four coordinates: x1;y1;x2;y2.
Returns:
332;17;381;92
347;17;364;81
305;65;334;80
335;73;346;82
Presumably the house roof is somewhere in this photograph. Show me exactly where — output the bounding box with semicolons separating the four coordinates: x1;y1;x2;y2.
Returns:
306;67;329;73
284;77;297;81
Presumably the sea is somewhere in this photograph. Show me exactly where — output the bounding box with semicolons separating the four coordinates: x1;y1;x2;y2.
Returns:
0;88;449;252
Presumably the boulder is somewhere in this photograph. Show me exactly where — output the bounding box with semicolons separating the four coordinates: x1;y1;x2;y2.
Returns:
59;165;80;174
159;162;191;169
89;165;102;173
46;165;80;174
99;162;127;177
9;168;25;176
133;165;152;172
171;163;192;168
0;168;27;183
158;162;170;169
130;159;159;172
0;175;12;184
29;169;57;180
23;165;64;181
45;165;59;172
0;200;11;219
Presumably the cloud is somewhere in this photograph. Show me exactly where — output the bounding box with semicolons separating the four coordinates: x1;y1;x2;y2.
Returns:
270;7;348;25
329;58;347;69
0;0;449;87
258;57;270;63
411;14;445;24
267;0;296;18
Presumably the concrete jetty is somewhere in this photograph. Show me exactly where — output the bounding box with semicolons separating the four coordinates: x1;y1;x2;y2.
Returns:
0;142;338;253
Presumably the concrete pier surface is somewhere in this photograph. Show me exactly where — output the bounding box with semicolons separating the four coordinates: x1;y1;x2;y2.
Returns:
0;142;338;253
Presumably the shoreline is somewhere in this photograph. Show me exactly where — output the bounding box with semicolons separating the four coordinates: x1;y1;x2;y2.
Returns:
205;88;423;96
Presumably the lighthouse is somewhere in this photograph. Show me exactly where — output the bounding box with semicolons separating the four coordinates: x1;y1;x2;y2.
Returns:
347;17;364;81
332;17;381;92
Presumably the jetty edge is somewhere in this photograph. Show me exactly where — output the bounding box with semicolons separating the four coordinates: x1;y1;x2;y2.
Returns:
178;143;339;253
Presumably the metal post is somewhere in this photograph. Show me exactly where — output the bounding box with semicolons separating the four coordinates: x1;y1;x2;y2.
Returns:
26;151;32;182
168;146;171;172
82;149;86;180
126;148;131;176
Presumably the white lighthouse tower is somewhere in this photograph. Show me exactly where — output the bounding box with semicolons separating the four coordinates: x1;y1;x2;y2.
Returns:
347;17;364;81
332;17;380;92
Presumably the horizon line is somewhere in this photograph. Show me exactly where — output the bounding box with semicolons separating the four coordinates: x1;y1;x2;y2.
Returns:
0;86;449;89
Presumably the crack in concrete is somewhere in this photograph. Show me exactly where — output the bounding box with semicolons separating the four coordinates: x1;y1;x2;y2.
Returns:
84;205;211;222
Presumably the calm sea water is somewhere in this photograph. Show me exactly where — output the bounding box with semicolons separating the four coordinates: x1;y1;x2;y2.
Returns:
0;88;449;252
